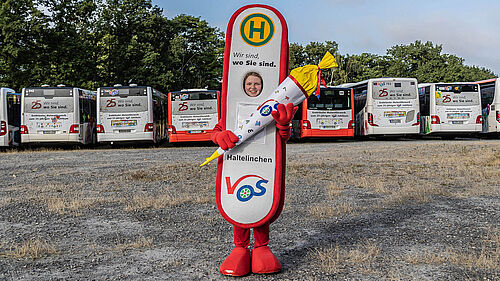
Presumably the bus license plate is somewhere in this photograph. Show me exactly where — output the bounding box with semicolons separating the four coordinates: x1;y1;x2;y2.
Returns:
452;121;464;124
43;130;56;134
389;119;402;123
189;130;202;134
119;129;132;133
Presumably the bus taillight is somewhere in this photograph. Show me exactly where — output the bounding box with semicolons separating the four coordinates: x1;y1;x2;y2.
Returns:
412;113;420;126
476;115;483;124
96;125;104;133
302;120;311;129
69;124;79;134
144;123;154;132
431;115;441;124
20;125;28;134
348;120;355;129
496;111;500;123
0;121;6;136
168;125;176;134
367;113;378;127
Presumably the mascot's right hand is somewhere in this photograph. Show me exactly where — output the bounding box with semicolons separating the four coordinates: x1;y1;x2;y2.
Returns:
211;130;239;150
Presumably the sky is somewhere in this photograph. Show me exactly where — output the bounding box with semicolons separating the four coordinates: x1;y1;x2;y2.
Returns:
154;0;499;76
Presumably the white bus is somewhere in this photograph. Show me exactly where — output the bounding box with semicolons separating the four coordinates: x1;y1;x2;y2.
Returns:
342;78;420;136
21;86;97;144
418;83;482;135
475;78;500;135
1;88;21;147
167;89;219;143
96;84;167;144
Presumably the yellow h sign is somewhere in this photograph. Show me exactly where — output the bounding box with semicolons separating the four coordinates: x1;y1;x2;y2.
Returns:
240;13;274;47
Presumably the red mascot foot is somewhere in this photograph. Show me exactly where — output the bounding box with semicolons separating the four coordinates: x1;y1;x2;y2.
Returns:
252;246;282;274
219;247;251;276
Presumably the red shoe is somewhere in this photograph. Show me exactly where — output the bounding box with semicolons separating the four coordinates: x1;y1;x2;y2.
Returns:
219;247;251;276
251;246;282;274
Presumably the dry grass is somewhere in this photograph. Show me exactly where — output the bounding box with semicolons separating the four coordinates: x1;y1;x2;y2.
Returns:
0;238;57;259
294;142;499;220
110;236;154;252
403;227;500;271
312;241;381;275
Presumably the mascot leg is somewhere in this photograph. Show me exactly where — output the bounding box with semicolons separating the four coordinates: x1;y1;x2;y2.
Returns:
252;223;282;274
219;226;251;276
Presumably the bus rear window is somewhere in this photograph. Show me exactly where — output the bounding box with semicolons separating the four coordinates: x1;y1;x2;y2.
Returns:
308;89;351;110
171;92;217;101
25;88;74;97
435;84;480;106
100;87;147;97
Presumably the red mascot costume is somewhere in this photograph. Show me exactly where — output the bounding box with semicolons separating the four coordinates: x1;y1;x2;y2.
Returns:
211;103;296;276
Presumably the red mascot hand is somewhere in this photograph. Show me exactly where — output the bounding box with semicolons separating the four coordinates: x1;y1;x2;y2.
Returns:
211;130;239;150
271;103;298;140
271;103;298;130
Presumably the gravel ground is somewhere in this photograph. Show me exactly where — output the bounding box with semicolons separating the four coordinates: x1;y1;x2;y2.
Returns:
0;139;499;280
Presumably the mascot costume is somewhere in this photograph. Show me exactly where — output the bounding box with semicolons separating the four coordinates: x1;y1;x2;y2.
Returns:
203;4;337;276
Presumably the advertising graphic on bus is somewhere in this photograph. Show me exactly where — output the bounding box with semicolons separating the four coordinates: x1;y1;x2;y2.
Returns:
342;78;420;136
168;89;219;143
96;85;167;144
293;87;354;138
418;83;482;135
20;86;96;144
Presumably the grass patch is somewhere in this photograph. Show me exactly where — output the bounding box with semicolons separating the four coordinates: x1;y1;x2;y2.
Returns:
1;238;57;259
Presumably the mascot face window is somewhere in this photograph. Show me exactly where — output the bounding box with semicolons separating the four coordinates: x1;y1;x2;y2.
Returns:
243;72;263;97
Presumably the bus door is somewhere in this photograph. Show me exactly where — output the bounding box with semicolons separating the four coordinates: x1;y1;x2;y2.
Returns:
370;81;418;128
302;88;354;137
99;87;150;139
22;88;77;142
168;91;218;142
434;84;482;132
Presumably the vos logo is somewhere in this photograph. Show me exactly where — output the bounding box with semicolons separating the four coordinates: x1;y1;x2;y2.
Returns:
257;99;280;117
225;175;268;202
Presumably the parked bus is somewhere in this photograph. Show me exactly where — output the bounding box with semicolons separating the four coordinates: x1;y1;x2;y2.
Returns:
292;86;354;139
474;78;500;135
342;78;420;136
418;83;482;135
1;88;21;147
167;89;219;143
21;86;96;145
96;84;167;144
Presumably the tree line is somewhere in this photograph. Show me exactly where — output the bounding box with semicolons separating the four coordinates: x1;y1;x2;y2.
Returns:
1;0;496;92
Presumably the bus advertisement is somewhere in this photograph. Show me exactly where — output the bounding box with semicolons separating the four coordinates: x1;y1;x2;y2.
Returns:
1;88;21;147
167;89;219;143
20;86;96;145
346;78;420;136
293;87;354;138
96;85;167;144
474;78;500;135
418;83;482;135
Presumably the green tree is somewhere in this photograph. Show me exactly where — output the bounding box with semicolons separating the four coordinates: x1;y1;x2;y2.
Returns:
166;14;224;90
0;0;47;90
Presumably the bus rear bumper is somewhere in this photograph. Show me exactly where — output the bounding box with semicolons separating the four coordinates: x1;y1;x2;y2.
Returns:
21;134;81;143
367;126;420;135
168;131;213;143
301;128;354;138
97;132;154;143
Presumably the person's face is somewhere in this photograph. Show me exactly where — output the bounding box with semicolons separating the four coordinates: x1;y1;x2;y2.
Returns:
244;75;262;97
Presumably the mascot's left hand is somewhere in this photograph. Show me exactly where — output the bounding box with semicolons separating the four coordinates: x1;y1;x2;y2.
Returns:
271;103;298;130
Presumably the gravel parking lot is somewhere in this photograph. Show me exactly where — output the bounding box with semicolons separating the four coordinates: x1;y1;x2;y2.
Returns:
0;139;499;280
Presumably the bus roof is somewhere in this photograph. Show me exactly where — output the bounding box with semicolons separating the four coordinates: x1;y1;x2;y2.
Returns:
474;78;497;84
170;89;219;94
337;77;417;88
